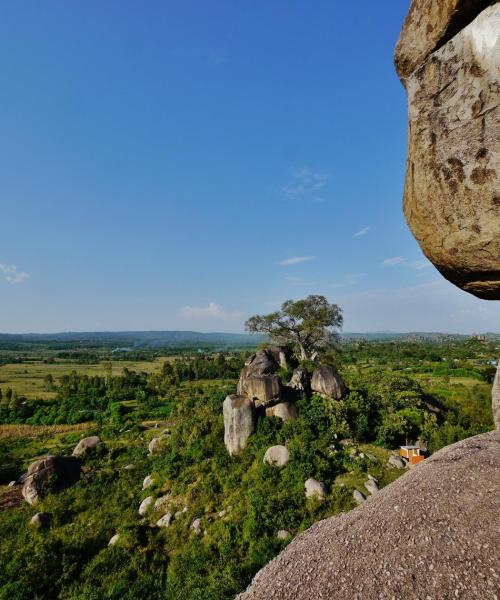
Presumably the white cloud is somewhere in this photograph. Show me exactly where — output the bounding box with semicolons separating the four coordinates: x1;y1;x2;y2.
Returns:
282;168;329;201
382;256;406;267
279;256;315;266
178;302;243;321
0;263;29;285
382;256;433;271
354;226;370;237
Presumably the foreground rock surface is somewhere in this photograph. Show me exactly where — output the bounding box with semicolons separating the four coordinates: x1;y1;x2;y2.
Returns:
493;361;500;429
22;456;81;505
237;431;500;600
223;394;255;455
396;1;500;299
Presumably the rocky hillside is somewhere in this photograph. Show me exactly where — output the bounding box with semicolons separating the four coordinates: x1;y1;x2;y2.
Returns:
238;429;500;599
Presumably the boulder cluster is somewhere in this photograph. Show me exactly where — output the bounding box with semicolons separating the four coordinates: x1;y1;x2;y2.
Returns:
223;347;348;456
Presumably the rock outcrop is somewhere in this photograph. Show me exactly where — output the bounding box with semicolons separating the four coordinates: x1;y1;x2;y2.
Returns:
223;394;255;455
22;456;81;505
72;435;101;458
493;360;500;429
138;495;153;516
396;1;500;299
311;365;347;400
237;430;500;600
237;349;283;406
263;445;290;467
265;402;297;421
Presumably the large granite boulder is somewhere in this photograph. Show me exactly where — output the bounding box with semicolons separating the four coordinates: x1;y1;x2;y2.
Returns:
265;402;297;422
263;445;290;467
223;394;255;455
311;365;347;400
396;1;500;299
238;374;281;407
22;456;81;505
72;435;101;458
237;348;283;407
493;361;500;429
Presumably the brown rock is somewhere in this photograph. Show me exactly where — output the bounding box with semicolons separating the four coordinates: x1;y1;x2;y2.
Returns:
397;3;500;299
22;456;81;506
237;431;500;600
238;373;281;407
265;402;298;422
311;365;347;400
394;0;491;82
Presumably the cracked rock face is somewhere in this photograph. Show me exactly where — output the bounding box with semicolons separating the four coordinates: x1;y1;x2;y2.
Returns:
396;1;500;299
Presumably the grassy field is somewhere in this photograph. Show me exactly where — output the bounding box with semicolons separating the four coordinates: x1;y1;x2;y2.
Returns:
0;358;166;400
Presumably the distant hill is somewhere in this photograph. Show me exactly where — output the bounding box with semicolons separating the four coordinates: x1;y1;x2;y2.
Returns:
0;330;498;350
0;330;266;350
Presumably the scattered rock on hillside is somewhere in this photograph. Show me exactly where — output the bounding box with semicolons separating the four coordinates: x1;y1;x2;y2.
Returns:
305;478;327;499
123;464;135;470
142;475;154;489
364;479;379;495
288;367;309;392
108;534;120;546
30;512;51;528
22;456;81;506
191;518;202;536
263;445;290;468
156;513;173;528
396;2;500;300
154;495;171;514
311;366;347;400
138;496;154;516
223;394;255;455
493;361;500;429
8;481;16;487
148;436;168;454
265;402;297;422
277;530;291;540
388;455;405;469
353;490;365;505
72;436;101;458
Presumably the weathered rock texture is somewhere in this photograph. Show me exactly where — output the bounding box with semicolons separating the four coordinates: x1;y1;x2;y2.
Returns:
493;360;500;428
287;367;309;392
311;365;347;400
396;1;500;299
238;430;500;600
72;435;101;457
223;394;255;455
22;456;81;505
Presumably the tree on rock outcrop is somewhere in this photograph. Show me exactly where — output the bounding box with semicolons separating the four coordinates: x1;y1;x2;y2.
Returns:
245;295;343;362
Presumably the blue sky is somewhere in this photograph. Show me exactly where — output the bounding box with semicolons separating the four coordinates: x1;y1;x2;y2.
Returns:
1;1;499;334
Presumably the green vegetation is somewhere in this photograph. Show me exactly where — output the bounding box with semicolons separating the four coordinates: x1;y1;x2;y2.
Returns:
0;336;496;599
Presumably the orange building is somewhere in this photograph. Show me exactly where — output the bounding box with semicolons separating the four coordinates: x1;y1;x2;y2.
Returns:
399;445;427;465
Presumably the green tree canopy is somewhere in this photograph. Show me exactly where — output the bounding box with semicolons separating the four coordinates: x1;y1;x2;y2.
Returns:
245;295;343;361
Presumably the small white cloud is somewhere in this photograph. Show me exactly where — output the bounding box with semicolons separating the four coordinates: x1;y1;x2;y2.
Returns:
407;259;432;271
0;263;29;285
283;168;329;200
354;226;370;237
178;302;242;321
382;256;406;267
279;256;315;266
